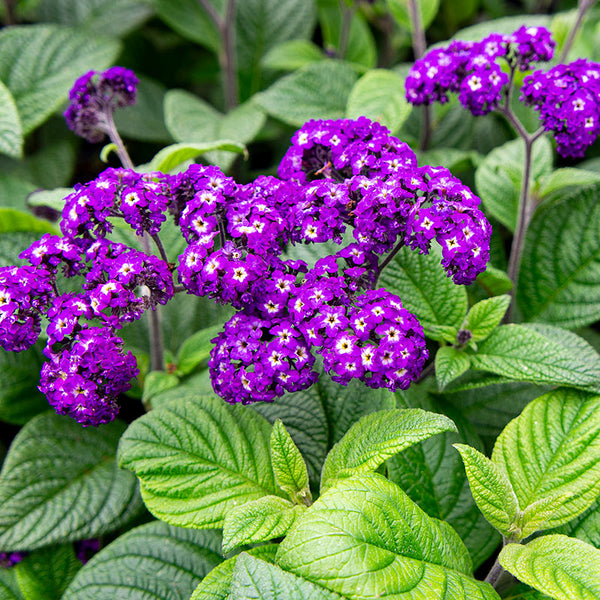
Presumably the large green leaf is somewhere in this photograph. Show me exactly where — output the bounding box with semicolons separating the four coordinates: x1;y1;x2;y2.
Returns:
378;245;468;339
387;0;440;30
118;393;282;529
0;176;36;210
346;69;412;135
0;80;23;159
492;389;600;534
470;324;600;392
256;61;357;127
557;500;600;549
62;521;222;600
0;569;22;600
148;140;246;173
0;413;142;550
464;295;511;342
0;208;57;235
499;535;600;600
321;408;456;491
0;25;121;135
261;40;324;71
537;168;600;199
518;185;600;329
230;554;342;600
475;137;553;231
277;473;500;599
15;545;80;600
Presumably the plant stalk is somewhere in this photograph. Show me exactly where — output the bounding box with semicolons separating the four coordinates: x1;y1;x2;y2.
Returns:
559;0;596;63
338;1;354;59
484;555;505;588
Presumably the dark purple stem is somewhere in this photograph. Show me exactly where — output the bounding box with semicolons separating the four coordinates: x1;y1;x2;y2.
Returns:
373;241;404;288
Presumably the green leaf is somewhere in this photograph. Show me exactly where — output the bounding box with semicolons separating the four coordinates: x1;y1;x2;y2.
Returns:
149;140;246;173
0;80;23;159
191;545;277;600
0;25;120;135
270;420;310;502
518;185;600;329
256;61;358;127
0;232;45;267
99;143;118;163
492;389;600;535
0;208;57;235
0;569;22;600
320;408;457;491
0;413;142;550
346;69;412;135
222;496;305;554
277;473;500;599
499;535;600;600
464;295;511;342
0;176;36;211
557;500;600;549
176;324;222;376
230;554;342;600
454;444;519;538
62;521;223;600
387;0;440;30
118;393;282;529
436;347;471;391
453;15;552;40
537;168;600;199
26;187;72;213
261;40;324;71
475;137;553;231
378;245;468;340
142;370;179;406
475;266;513;297
470;324;600;392
15;545;80;600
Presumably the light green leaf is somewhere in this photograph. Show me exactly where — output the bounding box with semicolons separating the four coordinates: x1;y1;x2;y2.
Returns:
518;185;600;329
99;143;118;163
278;473;500;599
0;208;57;235
176;324;222;376
537;168;600;199
15;545;80;600
492;389;600;534
464;295;511;342
26;187;72;212
436;347;471;391
0;25;121;135
470;324;600;392
118;393;282;529
378;244;468;339
0;413;142;550
321;408;457;491
476;266;513;297
62;521;222;600
454;444;519;538
0;80;23;159
387;0;440;30
222;496;305;554
256;61;357;127
149;140;246;173
0;569;22;600
142;371;179;405
231;554;342;600
191;545;277;600
499;535;600;600
475;137;553;231
271;420;310;502
557;500;600;549
346;69;412;135
0;176;36;211
261;39;324;71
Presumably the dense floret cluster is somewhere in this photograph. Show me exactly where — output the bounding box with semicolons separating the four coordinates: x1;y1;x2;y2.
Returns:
405;26;555;116
64;66;138;142
521;58;600;157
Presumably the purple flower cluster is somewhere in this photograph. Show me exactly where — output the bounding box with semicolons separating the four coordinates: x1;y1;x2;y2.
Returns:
0;552;27;568
521;58;600;157
405;26;555;116
64;67;138;143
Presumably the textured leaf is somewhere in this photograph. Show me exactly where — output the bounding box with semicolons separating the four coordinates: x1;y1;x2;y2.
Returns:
270;420;310;501
261;40;324;71
176;324;222;376
519;185;600;328
142;371;180;405
0;232;45;267
149;141;246;173
0;25;120;135
387;0;440;30
277;473;500;599
0;208;56;235
346;69;412;134
475;137;553;231
321;408;457;491
557;499;600;549
15;545;80;600
0;176;36;210
537;168;600;199
470;324;600;392
492;389;600;534
191;545;277;600
499;535;600;600
475;266;513;296
25;187;72;212
464;295;511;342
436;347;471;391
0;80;23;159
0;570;22;600
63;521;222;600
0;413;142;550
118;393;282;529
222;496;305;554
231;554;342;600
379;245;468;339
256;61;357;127
454;444;519;537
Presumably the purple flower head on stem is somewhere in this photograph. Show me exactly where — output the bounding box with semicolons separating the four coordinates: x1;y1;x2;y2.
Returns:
508;25;555;71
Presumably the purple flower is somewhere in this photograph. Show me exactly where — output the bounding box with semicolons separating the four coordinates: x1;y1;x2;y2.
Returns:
20;233;84;277
508;25;555;71
74;539;100;564
0;552;27;568
64;67;138;142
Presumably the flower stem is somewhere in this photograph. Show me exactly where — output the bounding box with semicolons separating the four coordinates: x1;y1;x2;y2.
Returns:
373;241;404;288
102;110;134;170
559;0;596;63
151;234;169;264
484;555;505;588
338;0;354;59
